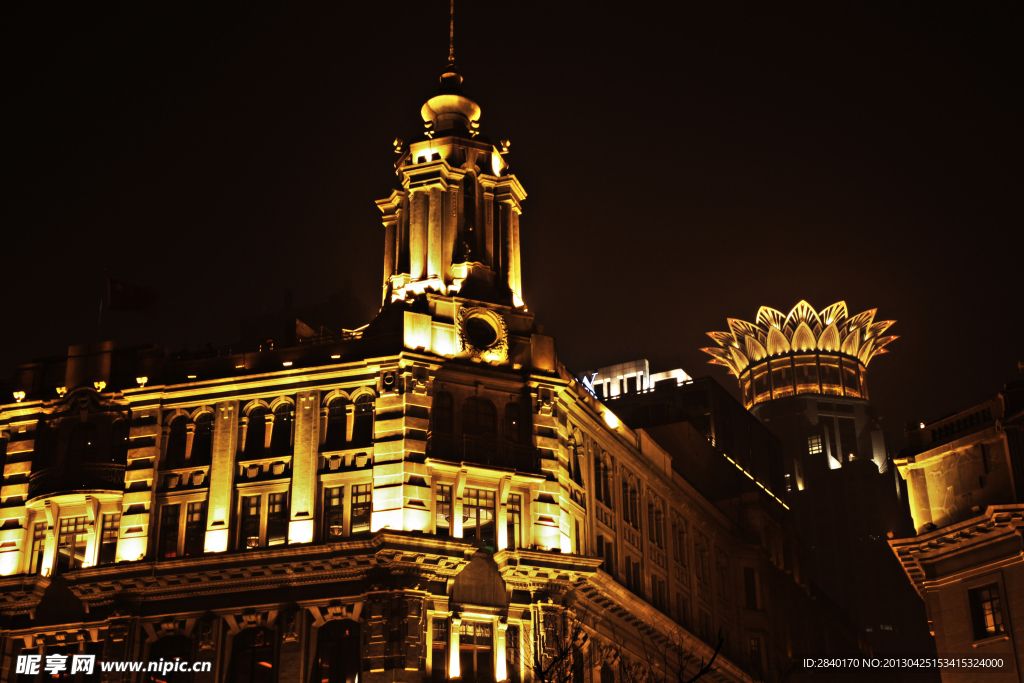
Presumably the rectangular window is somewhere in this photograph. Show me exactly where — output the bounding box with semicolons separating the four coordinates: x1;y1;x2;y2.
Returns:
698;610;712;643
506;624;521;683
99;513;120;565
431;619;449;683
749;637;762;673
676;594;690;628
31;523;47;575
740;372;753;408
793;355;819;394
463;488;496;547
184;502;206;556
969;584;1005;640
459;622;494;683
769;358;794;398
752;365;770;404
436;485;452;538
819;357;842;396
351;484;371;533
842;359;861;398
507;494;521;550
241;495;261;549
325;486;345;538
626;376;638;394
744;568;761;610
837;417;858;461
267;492;288;546
807;435;823;455
57;516;87;573
160;505;181;558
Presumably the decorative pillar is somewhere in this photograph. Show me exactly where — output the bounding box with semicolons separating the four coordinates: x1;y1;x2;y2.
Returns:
453;470;468;538
501;201;516;296
495;619;508;682
483;185;495;267
238;416;249;457
264;414;275;451
450;615;462;679
42;500;58;577
512;209;523;305
497;476;512;551
427;187;443;279
410;190;427;280
289;391;320;545
345;404;355;443
446;183;459;272
206;401;238;553
184;422;196;463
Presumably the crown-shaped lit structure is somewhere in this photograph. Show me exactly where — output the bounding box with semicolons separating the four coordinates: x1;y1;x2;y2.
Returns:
701;300;898;408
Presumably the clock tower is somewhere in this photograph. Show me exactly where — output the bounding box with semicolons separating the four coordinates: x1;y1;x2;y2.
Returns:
375;62;550;371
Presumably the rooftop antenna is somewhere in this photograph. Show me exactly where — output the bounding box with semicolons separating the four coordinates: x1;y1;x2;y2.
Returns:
448;0;456;70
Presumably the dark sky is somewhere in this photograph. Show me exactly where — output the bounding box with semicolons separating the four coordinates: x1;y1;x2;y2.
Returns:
6;3;1022;449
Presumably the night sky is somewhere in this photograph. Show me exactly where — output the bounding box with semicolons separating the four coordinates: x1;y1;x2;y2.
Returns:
6;3;1021;450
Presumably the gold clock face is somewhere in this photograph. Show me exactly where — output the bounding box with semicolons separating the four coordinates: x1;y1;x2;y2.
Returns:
465;316;498;349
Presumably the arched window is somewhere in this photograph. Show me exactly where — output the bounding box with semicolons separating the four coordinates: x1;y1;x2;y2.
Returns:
110;419;129;464
243;408;268;458
230;627;275;683
462;397;496;438
324;397;350;451
165;416;188;469
312;620;361;683
353;395;374;446
192;413;214;466
146;635;193;683
68;422;98;463
432;392;454;435
600;665;615;683
271;403;293;457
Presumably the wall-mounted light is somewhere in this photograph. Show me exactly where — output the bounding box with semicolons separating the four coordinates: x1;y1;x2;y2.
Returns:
94;381;106;392
12;391;25;403
187;375;197;380
282;361;293;367
602;410;619;430
136;377;148;388
919;422;925;429
331;355;341;360
56;387;67;398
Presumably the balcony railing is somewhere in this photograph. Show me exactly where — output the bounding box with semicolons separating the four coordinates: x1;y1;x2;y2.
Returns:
427;433;538;473
28;463;126;499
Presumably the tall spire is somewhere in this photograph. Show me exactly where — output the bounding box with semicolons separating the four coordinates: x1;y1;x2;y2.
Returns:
448;0;456;70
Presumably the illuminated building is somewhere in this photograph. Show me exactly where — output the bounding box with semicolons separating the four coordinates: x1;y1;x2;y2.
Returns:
702;303;937;666
0;54;792;683
889;380;1024;681
583;361;865;673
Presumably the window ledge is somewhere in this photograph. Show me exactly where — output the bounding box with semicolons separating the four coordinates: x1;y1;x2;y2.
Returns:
972;634;1009;648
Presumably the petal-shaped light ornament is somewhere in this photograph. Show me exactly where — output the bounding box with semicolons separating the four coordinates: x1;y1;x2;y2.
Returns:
701;347;740;375
707;331;736;348
729;347;750;374
818;302;848;327
791;321;817;352
857;337;877;365
728;318;761;341
745;335;768;362
865;320;896;341
861;335;899;365
847;309;877;334
785;300;822;331
841;328;861;356
767;326;791;355
756;306;787;331
818;322;841;352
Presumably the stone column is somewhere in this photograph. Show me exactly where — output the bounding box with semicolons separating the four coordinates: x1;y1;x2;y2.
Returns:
410;191;427;280
501;201;516;296
184;423;195;463
289;391;320;544
512;209;522;303
428;187;443;280
497;476;512;551
484;186;495;267
446;184;459;272
495;619;508;682
450;615;462;679
383;219;397;284
453;470;467;538
263;414;275;451
206;401;238;553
